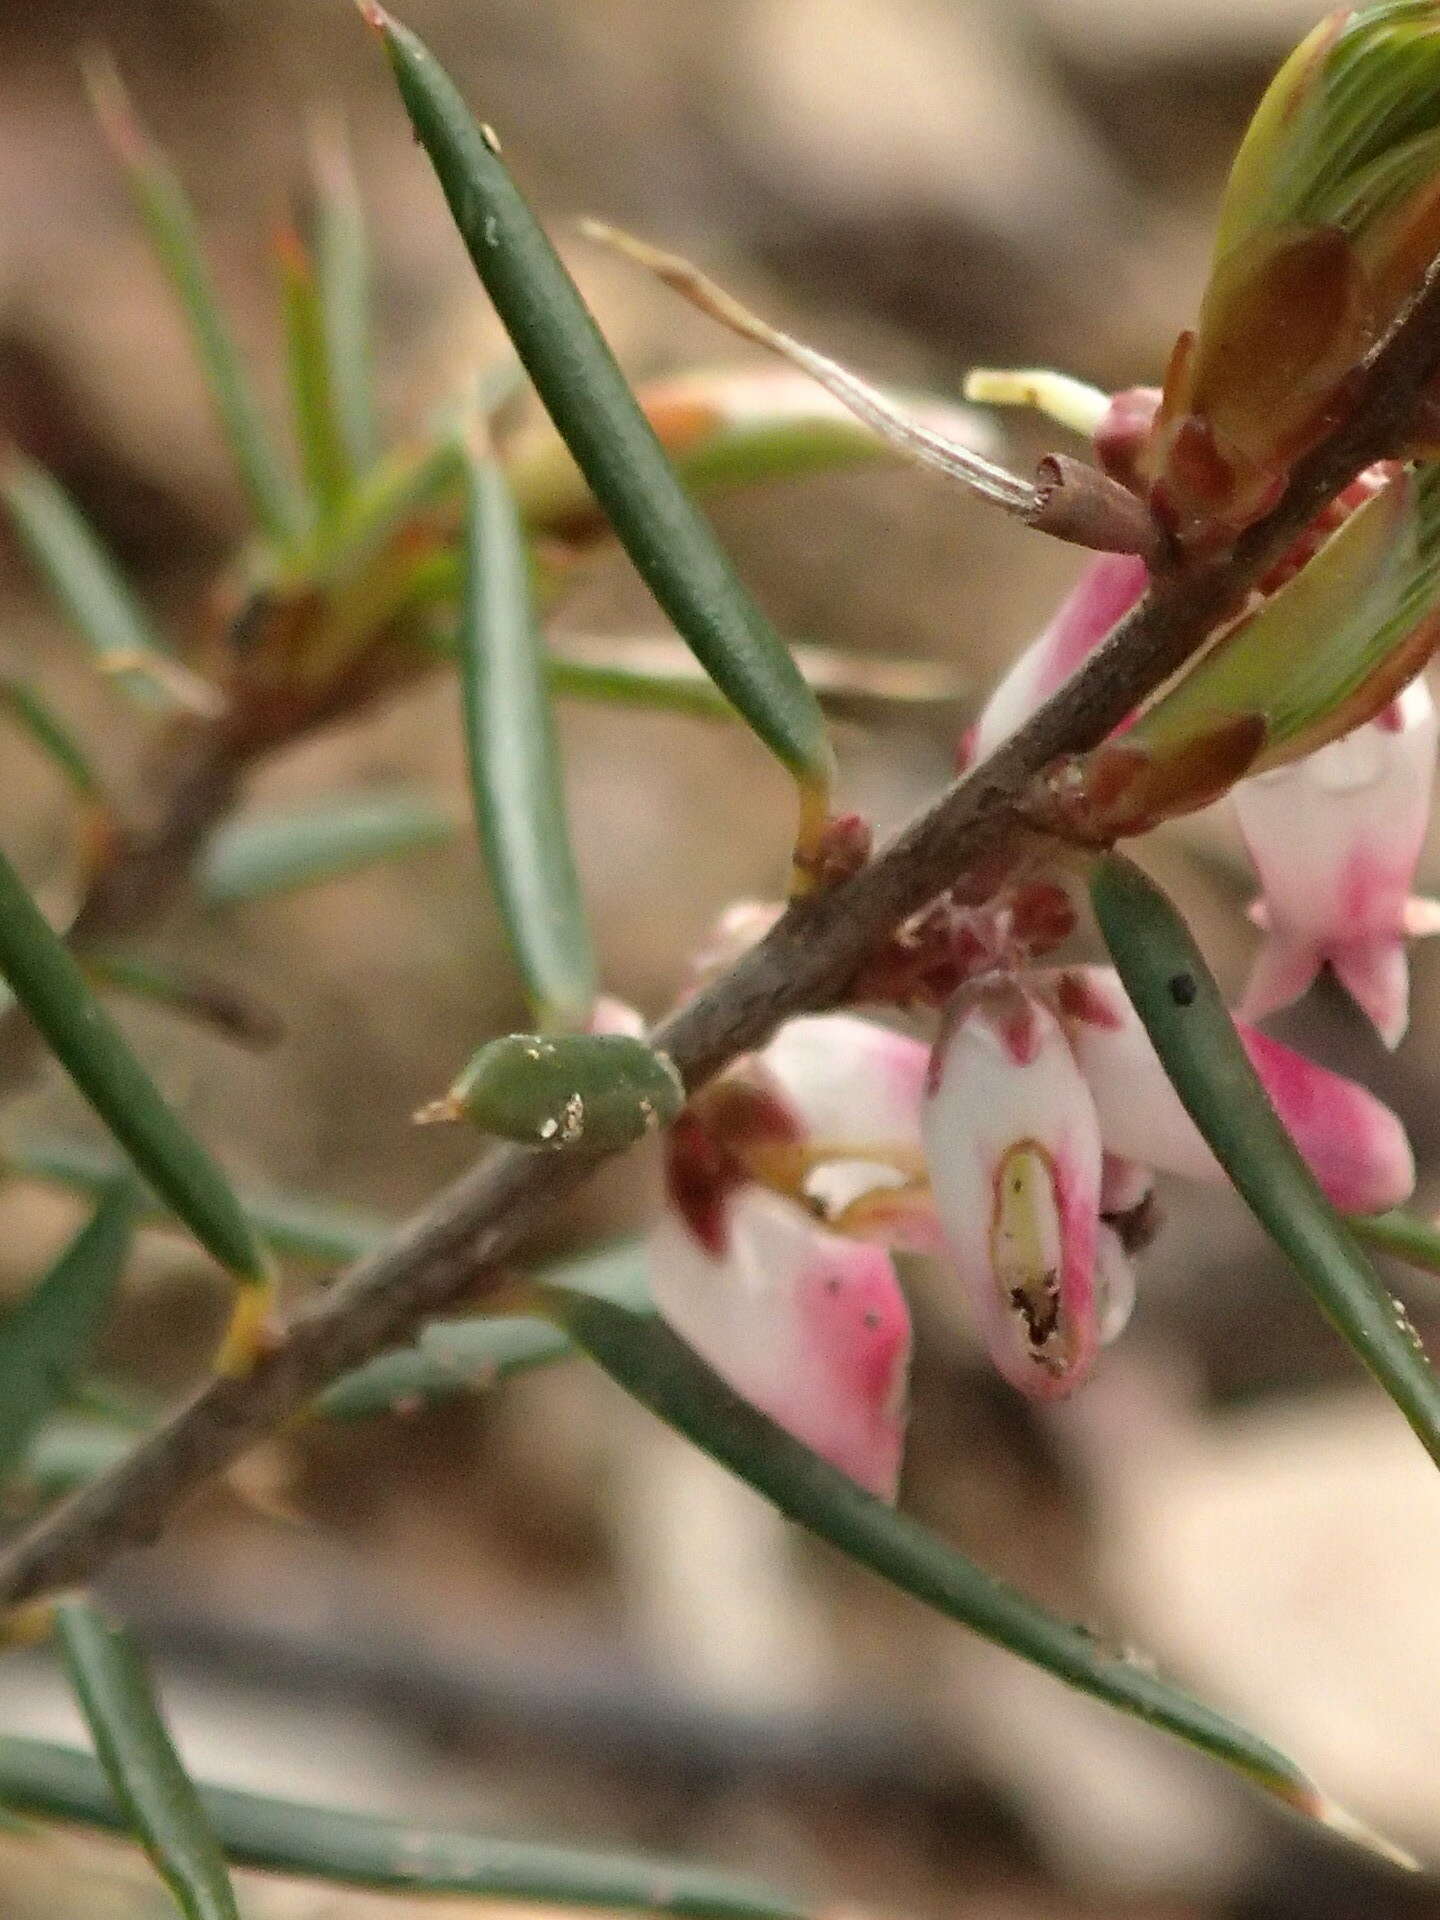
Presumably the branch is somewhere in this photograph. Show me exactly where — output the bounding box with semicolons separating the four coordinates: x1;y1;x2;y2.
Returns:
4;257;1440;1608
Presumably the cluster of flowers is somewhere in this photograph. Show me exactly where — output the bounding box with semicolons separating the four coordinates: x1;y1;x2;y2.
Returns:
647;419;1434;1501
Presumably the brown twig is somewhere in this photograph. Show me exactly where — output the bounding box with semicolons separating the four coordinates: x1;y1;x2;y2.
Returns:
3;254;1440;1609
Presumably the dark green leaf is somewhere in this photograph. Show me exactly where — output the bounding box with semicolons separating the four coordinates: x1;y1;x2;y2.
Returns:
544;1277;1376;1841
0;1733;807;1918
86;57;304;548
367;9;834;812
55;1600;241;1920
1090;851;1440;1470
307;114;379;475
0;850;268;1285
0;678;102;798
459;448;597;1027
0;454;216;714
200;791;453;905
4;1133;390;1268
0;1183;136;1489
277;224;352;521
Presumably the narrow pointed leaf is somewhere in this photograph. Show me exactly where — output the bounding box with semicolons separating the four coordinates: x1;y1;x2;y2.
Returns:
307;115;379;474
543;1277;1363;1838
291;434;460;594
276;224;352;520
0;678;101;799
1090;851;1440;1470
200;791;453;906
366;9;834;828
4;1132;389;1267
22;1417;135;1502
0;850;268;1285
1352;1207;1440;1278
0;1182;136;1490
459;447;596;1027
55;1601;241;1920
86;58;304;547
318;1241;648;1418
548;635;967;723
0;1735;808;1920
1;454;215;714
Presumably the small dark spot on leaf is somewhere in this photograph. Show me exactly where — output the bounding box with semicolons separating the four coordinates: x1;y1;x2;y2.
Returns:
1168;972;1197;1007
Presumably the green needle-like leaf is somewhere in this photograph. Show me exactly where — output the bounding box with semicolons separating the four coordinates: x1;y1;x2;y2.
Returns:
458;447;597;1028
365;8;835;835
85;57;304;548
543;1278;1384;1846
199;790;453;906
55;1601;241;1920
0;851;268;1287
318;1240;649;1417
547;636;967;725
0;1182;137;1490
307;115;379;475
276;224;352;522
1352;1207;1440;1279
0;678;102;799
4;1133;389;1268
0;1734;808;1919
1091;852;1440;1471
0;454;216;714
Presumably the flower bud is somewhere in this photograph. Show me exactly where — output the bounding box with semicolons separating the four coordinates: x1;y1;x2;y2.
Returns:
647;1184;911;1500
922;980;1104;1399
1140;4;1440;548
1234;672;1440;1046
418;1031;684;1146
1051;965;1415;1212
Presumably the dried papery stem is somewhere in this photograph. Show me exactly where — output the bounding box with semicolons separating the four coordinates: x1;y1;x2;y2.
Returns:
6;229;1440;1610
583;222;1163;561
580;222;1039;516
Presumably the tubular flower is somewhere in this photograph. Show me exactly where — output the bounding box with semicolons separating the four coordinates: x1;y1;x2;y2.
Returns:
921;979;1110;1400
694;1013;942;1251
1050;965;1415;1213
647;1182;911;1501
1233;673;1440;1047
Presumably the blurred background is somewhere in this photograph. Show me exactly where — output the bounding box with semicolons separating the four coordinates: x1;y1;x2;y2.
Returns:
2;0;1440;1916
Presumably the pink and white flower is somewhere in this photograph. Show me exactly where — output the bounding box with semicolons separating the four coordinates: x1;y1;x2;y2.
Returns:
921;979;1110;1400
647;1183;911;1501
1050;965;1414;1215
1233;674;1440;1048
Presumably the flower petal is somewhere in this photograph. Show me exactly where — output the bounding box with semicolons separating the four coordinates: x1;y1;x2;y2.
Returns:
648;1185;911;1500
1051;965;1415;1214
922;979;1103;1399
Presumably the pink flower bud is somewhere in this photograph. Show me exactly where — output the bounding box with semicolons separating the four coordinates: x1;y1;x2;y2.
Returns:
648;1185;911;1500
1233;674;1440;1047
963;553;1150;766
922;980;1104;1400
1051;966;1415;1215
